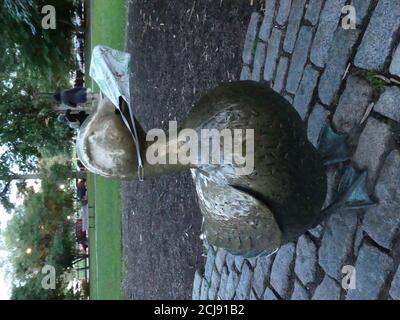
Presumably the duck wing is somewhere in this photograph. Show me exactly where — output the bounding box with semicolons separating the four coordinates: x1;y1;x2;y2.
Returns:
191;168;282;256
185;81;326;243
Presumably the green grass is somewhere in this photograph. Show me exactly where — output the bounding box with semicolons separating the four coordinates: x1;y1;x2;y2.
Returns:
353;70;386;90
85;0;127;300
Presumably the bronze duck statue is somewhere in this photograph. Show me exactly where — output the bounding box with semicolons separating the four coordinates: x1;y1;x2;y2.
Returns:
77;81;374;258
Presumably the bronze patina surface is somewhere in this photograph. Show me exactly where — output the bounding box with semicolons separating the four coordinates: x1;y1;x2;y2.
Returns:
78;81;327;257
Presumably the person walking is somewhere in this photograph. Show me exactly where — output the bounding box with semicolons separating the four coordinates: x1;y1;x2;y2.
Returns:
53;87;97;108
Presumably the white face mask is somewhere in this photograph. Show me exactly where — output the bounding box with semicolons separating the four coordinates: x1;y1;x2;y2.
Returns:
89;45;144;180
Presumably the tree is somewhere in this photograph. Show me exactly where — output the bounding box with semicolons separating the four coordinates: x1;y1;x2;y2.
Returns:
4;176;79;299
0;2;88;298
0;0;77;83
0;70;76;210
11;270;78;300
0;158;86;211
0;0;84;211
0;78;73;163
11;276;66;300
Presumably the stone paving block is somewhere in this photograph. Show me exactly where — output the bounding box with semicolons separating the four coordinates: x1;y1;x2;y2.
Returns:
275;0;292;26
322;166;341;210
304;0;323;25
354;0;400;71
283;0;306;54
200;278;209;300
270;243;295;298
389;266;400;300
235;262;254;300
346;243;393;300
263;28;282;81
273;57;289;93
293;65;319;119
310;0;347;68
225;269;240;300
353;226;364;256
204;246;216;282
252;255;274;297
389;44;400;77
286;26;314;94
319;210;358;279
235;255;245;271
246;257;257;268
291;279;310;300
318;28;360;106
225;252;235;270
242;12;261;65
217;266;229;300
363;150;400;249
249;289;258;300
215;248;228;273
332;75;373;135
208;269;221;300
374;86;400;123
307;104;329;147
240;65;251;80
258;0;276;42
308;223;325;239
312;275;341;300
295;235;318;287
351;0;372;26
192;271;202;300
251;42;267;81
352;118;392;190
284;95;293;104
263;287;278;300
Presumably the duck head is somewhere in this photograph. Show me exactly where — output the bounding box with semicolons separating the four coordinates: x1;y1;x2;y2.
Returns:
77;94;193;179
77;94;139;179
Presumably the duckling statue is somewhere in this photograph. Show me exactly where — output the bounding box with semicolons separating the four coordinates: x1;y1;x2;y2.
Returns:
77;81;374;258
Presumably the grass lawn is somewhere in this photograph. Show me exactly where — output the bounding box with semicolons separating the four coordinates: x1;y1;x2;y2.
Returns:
85;0;128;300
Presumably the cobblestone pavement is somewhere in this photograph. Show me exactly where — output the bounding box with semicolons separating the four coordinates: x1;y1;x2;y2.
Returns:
193;0;400;300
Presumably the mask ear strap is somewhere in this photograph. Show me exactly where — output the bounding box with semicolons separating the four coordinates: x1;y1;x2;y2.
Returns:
116;96;144;181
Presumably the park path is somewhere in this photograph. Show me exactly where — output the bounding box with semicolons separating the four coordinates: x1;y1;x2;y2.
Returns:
193;0;400;300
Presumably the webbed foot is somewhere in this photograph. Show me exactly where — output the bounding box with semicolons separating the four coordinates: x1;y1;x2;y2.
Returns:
322;165;377;219
317;124;349;166
336;166;376;209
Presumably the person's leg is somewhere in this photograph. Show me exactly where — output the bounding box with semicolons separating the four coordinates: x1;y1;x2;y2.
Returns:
77;111;89;124
74;88;97;112
86;88;99;103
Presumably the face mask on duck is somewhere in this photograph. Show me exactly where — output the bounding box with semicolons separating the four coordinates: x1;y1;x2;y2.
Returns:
88;45;144;180
76;94;138;179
